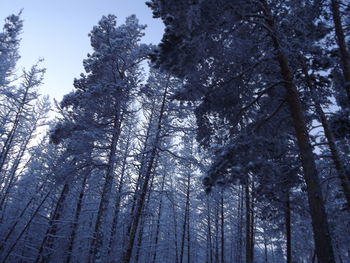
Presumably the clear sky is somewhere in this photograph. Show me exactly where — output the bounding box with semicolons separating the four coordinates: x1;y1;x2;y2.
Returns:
0;0;164;100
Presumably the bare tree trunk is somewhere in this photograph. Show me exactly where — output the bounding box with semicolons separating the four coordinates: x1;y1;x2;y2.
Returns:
261;2;336;261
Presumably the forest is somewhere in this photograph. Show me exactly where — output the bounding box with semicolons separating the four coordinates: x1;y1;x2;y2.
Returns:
0;0;350;262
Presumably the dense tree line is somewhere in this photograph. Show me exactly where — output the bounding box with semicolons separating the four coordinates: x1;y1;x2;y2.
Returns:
0;1;349;262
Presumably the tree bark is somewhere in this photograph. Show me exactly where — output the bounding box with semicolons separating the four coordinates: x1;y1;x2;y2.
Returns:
260;2;336;261
331;0;350;101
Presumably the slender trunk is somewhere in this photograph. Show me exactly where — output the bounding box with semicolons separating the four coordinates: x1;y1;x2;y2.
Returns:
152;173;166;263
263;228;268;263
261;2;336;261
187;194;191;263
172;182;180;263
0;76;33;175
331;0;350;100
245;180;252;263
220;191;224;263
285;190;292;263
134;168;157;263
180;171;191;263
107;133;131;258
250;180;255;263
36;183;70;263
302;58;350;207
1;187;53;263
65;171;89;263
0;178;50;252
206;196;213;263
215;199;219;263
236;185;243;263
122;77;169;263
90;112;122;263
0;123;36;212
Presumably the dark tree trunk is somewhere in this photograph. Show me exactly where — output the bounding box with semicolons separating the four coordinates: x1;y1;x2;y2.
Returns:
331;0;350;100
284;191;292;263
66;171;89;263
122;79;169;263
301;58;350;208
220;191;224;263
36;183;70;263
152;173;166;263
245;180;252;263
260;2;336;261
90;111;122;263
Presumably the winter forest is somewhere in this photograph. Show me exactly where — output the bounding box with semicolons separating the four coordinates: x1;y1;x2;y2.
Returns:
0;0;350;263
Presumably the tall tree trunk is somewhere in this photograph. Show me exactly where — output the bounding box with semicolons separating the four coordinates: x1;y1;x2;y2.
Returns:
1;185;54;263
65;170;89;263
180;170;191;263
122;78;169;263
152;173;166;263
261;2;336;261
134;167;157;263
331;0;350;100
284;190;292;263
263;228;268;263
250;180;255;263
220;190;224;263
89;111;123;263
107;132;131;258
301;58;350;207
36;183;70;263
245;179;252;263
214;200;219;263
0;121;37;213
171;181;180;263
0;71;34;175
236;185;243;263
206;196;213;263
187;190;191;263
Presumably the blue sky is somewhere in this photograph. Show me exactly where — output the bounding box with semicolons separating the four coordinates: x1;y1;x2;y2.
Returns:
0;0;164;100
